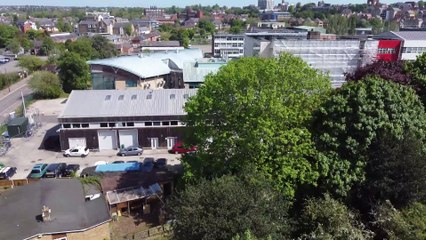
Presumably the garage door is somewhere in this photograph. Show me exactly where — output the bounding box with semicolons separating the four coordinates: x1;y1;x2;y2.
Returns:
98;130;117;150
68;138;86;148
119;130;138;148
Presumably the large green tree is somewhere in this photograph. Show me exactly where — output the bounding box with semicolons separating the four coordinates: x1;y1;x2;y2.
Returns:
18;55;45;73
66;37;96;60
169;175;292;240
312;77;426;196
0;24;18;48
29;71;63;99
91;35;117;59
184;53;331;198
58;52;90;93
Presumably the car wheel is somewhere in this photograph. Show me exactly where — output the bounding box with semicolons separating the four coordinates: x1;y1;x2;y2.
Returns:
137;152;142;156
175;151;179;154
65;154;70;157
121;153;126;156
81;154;85;158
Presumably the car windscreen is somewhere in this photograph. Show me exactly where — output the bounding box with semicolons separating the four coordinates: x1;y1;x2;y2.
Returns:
31;169;40;174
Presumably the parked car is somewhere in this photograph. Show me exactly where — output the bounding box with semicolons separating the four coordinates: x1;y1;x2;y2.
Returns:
44;163;67;178
0;167;17;179
127;160;139;163
94;161;108;166
63;164;80;177
169;142;197;154
28;163;48;179
117;146;143;156
154;158;167;169
112;160;125;164
64;146;89;157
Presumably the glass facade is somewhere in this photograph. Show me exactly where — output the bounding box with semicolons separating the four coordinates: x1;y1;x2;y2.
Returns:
92;72;116;90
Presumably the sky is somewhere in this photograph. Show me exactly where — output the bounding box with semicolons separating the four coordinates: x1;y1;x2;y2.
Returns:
0;0;396;8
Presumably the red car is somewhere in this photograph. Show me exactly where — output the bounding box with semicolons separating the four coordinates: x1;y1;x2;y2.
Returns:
169;142;197;154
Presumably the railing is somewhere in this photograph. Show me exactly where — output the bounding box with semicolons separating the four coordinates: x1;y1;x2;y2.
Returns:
119;224;172;240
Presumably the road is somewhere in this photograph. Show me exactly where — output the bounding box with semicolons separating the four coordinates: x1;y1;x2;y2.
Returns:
0;78;32;124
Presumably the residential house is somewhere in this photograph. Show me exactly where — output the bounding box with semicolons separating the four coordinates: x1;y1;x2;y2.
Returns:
0;179;111;240
113;22;134;36
58;88;197;151
17;20;37;33
184;18;199;28
140;41;183;52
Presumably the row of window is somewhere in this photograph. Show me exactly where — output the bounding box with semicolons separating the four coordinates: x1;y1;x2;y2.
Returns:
214;37;244;41
377;48;396;54
62;121;184;129
214;43;244;48
402;47;426;54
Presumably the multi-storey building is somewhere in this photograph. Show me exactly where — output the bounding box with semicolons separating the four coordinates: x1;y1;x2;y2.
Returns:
212;34;245;59
258;0;274;10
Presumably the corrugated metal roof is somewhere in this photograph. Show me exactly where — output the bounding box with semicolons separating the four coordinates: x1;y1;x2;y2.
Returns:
392;31;426;40
59;89;198;119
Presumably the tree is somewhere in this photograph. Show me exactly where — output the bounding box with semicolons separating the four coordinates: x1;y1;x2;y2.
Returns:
372;201;426;240
91;35;117;59
168;175;292;240
406;52;426;103
345;60;412;86
29;71;63;99
312;77;426;196
419;0;425;9
198;19;216;36
123;23;133;36
0;24;18;48
6;39;21;54
39;37;55;56
297;194;373;239
352;130;426;209
184;54;331;198
18;55;45;73
58;52;90;93
67;37;95;60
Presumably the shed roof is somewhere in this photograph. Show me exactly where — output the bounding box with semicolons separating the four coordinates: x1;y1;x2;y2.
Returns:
7;116;28;126
87;48;203;79
59;89;197;119
0;179;110;240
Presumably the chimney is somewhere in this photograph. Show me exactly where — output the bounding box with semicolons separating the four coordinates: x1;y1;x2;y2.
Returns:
41;205;51;222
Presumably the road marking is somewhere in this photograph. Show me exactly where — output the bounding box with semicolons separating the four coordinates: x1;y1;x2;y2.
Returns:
0;81;29;102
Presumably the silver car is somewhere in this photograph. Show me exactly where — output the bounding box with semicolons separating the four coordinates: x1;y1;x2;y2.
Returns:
117;146;143;156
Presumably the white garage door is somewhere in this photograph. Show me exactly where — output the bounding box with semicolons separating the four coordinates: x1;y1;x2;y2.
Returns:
98;130;117;150
119;130;138;148
68;138;86;148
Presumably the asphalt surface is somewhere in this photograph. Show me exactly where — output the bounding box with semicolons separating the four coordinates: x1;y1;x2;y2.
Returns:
0;77;32;124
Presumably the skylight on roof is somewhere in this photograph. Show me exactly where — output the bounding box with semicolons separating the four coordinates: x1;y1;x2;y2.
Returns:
170;94;176;99
105;95;111;101
183;94;189;99
147;94;152;99
118;95;124;100
131;95;137;100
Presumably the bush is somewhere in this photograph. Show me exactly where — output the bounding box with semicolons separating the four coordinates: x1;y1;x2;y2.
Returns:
0;73;20;91
29;71;63;99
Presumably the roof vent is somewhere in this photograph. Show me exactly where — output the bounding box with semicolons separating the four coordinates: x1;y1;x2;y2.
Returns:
105;95;111;101
170;94;175;99
118;95;124;100
131;94;137;100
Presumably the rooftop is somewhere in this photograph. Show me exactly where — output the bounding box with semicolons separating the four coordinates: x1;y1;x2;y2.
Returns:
59;89;197;119
375;31;426;41
87;48;203;79
0;179;110;240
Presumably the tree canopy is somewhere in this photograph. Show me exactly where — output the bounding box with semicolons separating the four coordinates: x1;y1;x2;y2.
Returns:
29;71;63;99
58;52;90;93
18;55;45;73
312;77;426;196
168;175;292;240
184;53;331;198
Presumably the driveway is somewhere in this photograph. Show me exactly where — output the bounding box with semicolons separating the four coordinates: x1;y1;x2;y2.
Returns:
0;99;182;179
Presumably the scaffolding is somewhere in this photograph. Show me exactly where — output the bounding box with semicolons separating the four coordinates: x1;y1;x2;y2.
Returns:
271;40;364;88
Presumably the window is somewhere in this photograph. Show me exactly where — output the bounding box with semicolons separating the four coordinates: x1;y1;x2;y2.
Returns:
63;124;71;129
145;122;152;126
118;95;124;100
109;123;116;127
100;123;108;127
72;124;80;128
162;121;170;126
153;121;161;126
170;121;178;126
82;124;89;128
125;80;137;88
127;122;134;127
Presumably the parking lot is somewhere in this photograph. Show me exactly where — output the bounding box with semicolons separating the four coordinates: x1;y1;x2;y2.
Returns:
0;99;182;179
